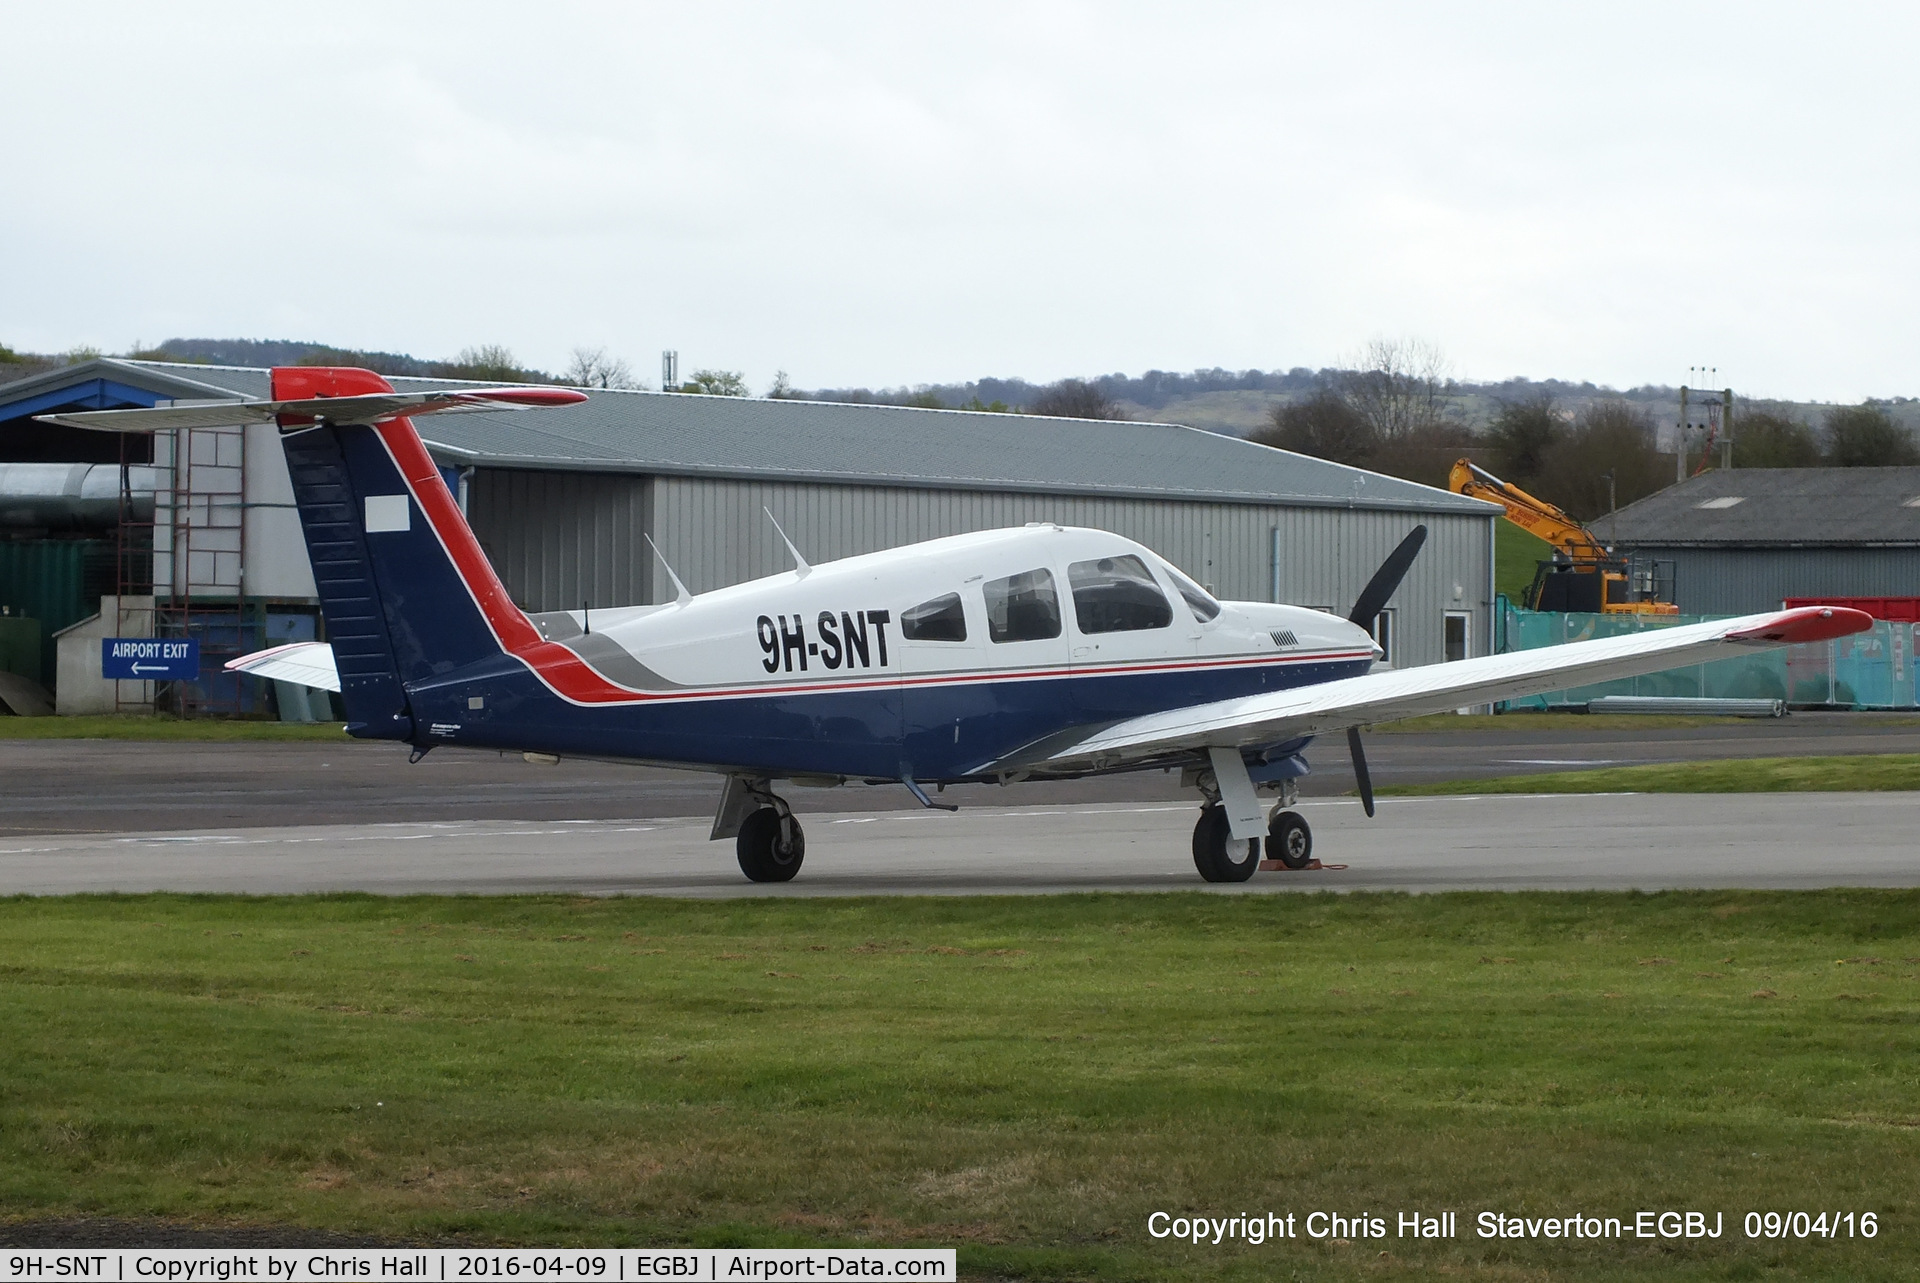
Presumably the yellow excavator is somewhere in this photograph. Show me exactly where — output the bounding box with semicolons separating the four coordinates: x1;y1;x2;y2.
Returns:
1449;459;1679;616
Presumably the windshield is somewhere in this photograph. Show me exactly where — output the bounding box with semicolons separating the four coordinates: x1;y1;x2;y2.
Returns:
1156;558;1221;622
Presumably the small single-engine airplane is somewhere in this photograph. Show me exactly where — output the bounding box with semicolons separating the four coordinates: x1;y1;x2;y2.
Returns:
41;368;1871;883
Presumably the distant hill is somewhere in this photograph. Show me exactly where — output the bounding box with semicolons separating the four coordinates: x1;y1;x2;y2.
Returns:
808;367;1920;442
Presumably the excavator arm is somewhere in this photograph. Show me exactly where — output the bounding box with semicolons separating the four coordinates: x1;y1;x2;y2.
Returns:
1449;458;1678;615
1446;459;1606;559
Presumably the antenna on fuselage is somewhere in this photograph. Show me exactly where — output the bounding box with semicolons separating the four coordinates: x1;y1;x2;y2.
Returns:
763;507;811;579
644;534;693;606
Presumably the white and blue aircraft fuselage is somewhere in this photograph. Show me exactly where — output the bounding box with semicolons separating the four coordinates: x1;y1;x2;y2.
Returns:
41;368;1872;885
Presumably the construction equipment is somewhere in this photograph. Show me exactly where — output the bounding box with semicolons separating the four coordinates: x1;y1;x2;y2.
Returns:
1449;459;1679;615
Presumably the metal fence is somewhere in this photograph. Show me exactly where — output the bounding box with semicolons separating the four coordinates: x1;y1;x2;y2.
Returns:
1495;601;1919;710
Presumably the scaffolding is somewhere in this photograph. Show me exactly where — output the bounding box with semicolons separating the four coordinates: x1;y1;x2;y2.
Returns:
110;434;157;714
131;421;256;715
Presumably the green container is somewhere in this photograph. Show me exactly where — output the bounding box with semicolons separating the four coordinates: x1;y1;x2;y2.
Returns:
0;614;41;686
0;539;116;689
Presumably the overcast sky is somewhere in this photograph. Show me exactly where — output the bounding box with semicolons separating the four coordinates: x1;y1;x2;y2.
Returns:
3;3;1915;401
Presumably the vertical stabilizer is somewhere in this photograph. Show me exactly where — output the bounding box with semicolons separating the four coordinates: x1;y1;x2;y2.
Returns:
273;367;520;741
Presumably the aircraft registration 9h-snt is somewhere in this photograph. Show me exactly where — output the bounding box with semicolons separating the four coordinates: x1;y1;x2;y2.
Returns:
41;368;1872;884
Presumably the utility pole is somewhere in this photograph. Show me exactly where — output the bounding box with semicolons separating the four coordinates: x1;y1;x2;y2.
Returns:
1721;387;1734;469
1677;386;1689;483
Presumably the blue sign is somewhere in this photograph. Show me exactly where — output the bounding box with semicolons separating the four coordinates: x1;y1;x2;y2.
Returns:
102;637;199;681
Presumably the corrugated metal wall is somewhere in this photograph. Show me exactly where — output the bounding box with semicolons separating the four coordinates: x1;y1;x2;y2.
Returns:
648;476;1492;668
1638;546;1920;615
468;469;651;612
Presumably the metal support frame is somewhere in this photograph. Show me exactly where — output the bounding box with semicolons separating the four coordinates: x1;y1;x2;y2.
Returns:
150;420;255;715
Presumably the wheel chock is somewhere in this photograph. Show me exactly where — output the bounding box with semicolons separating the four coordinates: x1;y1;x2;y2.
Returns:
1258;859;1348;872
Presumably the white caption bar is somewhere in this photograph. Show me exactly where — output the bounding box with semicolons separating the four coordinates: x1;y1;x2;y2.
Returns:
0;1250;957;1283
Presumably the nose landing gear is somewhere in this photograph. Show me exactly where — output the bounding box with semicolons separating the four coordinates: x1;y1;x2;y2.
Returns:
1265;808;1313;869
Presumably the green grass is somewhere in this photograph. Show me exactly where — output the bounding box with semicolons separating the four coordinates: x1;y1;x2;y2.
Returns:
1386;752;1920;796
3;892;1917;1280
1494;519;1552;604
0;715;348;741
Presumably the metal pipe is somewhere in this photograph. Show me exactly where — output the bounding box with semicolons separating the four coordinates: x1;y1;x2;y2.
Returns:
0;463;161;529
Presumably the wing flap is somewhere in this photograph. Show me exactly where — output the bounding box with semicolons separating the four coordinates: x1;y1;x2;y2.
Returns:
1030;605;1871;771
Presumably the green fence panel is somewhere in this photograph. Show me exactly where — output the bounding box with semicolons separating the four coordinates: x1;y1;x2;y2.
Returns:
1497;607;1918;710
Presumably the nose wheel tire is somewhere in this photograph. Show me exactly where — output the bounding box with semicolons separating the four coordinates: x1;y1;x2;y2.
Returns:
1268;809;1313;869
737;807;805;882
1192;804;1260;883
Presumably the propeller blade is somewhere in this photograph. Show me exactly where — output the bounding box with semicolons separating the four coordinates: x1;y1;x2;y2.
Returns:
1347;726;1376;818
1348;525;1429;628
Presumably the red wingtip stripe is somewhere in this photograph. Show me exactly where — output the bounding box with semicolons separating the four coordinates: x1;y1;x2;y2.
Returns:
465;387;589;407
1726;606;1874;645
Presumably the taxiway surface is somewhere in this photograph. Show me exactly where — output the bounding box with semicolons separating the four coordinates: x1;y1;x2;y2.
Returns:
3;713;1917;835
3;792;1912;897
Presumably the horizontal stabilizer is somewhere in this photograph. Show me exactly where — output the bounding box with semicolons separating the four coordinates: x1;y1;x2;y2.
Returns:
1022;605;1872;773
35;386;587;433
226;642;340;693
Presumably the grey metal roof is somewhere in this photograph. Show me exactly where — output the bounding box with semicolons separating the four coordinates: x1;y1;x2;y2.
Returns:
0;357;268;405
1605;467;1920;548
4;360;1494;516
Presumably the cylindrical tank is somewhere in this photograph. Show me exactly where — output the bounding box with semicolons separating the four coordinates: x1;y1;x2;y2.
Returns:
0;463;159;530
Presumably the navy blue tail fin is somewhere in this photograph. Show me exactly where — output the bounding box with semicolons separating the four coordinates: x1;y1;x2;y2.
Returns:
274;367;517;741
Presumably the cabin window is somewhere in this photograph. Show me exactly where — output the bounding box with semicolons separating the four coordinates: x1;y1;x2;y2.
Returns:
984;568;1062;643
1069;554;1173;633
1158;559;1221;623
902;592;967;642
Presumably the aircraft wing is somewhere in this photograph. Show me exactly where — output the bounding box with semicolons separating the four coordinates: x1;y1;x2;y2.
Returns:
1022;605;1870;773
34;386;586;433
226;642;341;693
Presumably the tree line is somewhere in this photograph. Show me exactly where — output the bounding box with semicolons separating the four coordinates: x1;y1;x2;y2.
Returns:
1248;341;1920;522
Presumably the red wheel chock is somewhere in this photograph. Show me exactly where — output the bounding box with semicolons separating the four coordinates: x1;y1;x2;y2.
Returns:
1259;859;1348;872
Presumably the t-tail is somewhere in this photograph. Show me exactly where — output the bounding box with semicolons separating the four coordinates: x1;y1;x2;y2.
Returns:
31;367;589;744
275;367;525;740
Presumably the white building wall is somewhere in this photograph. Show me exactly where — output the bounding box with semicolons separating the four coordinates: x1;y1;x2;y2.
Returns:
242;420;317;600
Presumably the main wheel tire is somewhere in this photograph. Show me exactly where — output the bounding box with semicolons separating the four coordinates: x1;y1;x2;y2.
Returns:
1191;804;1260;883
736;807;805;883
1267;809;1313;869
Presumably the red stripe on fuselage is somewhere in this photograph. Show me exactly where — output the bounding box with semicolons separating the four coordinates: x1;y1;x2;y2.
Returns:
372;418;656;704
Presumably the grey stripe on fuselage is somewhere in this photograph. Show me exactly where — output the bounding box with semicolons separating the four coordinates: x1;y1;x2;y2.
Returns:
559;631;690;691
529;611;584;642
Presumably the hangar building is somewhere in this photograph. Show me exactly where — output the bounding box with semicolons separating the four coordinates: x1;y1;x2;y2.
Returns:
1605;467;1920;615
0;359;1497;710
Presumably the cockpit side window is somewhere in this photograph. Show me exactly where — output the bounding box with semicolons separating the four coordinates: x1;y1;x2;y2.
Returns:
1068;554;1173;633
984;568;1062;643
902;592;967;642
1158;559;1221;623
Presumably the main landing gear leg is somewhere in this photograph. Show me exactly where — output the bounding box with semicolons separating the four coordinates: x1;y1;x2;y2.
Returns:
714;775;807;883
1189;747;1264;884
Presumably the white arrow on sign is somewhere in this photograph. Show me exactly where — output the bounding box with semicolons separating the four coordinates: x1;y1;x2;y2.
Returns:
130;663;173;675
